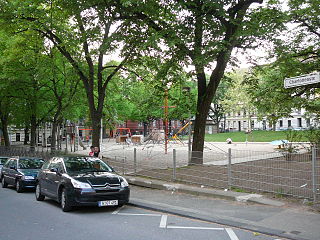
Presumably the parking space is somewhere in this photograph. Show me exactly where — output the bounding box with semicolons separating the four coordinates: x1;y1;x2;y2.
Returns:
112;205;287;240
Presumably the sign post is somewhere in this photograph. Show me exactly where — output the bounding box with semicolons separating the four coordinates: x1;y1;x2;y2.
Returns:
284;72;320;89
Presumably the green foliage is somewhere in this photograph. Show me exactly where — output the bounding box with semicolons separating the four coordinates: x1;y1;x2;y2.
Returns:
245;0;320;119
244;65;300;126
223;69;255;117
104;68;197;126
303;128;320;147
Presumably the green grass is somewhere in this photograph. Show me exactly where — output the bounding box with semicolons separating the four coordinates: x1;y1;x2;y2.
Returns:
204;130;308;142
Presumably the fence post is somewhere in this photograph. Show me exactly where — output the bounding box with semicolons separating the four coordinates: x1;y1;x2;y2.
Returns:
134;148;137;176
312;146;317;202
228;148;232;190
122;157;126;175
173;149;176;181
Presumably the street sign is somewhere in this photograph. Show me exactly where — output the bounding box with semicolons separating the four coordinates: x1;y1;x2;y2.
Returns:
284;72;320;88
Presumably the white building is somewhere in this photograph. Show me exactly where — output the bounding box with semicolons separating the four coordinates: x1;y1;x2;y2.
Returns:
223;108;317;132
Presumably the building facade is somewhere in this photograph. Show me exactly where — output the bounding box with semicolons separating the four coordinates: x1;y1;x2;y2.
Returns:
223;108;318;132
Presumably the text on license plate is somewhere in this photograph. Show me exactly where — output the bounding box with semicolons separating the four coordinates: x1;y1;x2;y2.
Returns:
98;200;118;207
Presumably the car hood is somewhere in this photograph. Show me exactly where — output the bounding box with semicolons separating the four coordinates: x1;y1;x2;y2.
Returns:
70;172;121;185
19;169;40;177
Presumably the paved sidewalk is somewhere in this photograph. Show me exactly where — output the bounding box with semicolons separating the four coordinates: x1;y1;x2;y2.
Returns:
127;176;320;240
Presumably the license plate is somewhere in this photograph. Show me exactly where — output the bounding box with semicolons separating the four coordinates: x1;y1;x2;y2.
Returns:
98;200;118;207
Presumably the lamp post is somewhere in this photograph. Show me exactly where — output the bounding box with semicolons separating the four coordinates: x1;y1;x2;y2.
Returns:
182;87;192;164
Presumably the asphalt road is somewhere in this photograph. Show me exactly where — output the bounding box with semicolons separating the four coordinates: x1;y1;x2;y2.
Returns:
0;186;286;240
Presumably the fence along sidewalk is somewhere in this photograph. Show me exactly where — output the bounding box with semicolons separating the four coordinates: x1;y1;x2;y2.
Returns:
1;145;318;201
104;147;320;202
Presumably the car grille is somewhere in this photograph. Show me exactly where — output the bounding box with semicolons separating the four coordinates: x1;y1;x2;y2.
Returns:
87;177;120;186
91;183;121;193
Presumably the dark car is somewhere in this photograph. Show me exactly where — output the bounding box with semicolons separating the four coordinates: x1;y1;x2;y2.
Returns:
0;157;10;171
35;156;130;212
1;157;44;192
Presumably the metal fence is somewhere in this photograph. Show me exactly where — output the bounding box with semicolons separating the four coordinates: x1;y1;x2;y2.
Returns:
0;146;61;161
1;145;319;202
103;146;320;202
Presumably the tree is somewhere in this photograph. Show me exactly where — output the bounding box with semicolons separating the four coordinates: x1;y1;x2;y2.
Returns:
0;30;54;149
244;0;320;122
244;65;300;129
40;49;81;150
0;0;141;149
208;78;231;133
119;0;283;163
0;31;12;146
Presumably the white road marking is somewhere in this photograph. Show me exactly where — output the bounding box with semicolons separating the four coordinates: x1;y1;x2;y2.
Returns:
167;226;224;230
225;228;240;240
112;206;245;240
117;213;161;217
159;215;168;228
112;208;121;215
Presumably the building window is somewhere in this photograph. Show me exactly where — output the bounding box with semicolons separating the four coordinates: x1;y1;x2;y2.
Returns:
297;118;302;127
279;120;283;127
288;120;292;127
16;133;21;142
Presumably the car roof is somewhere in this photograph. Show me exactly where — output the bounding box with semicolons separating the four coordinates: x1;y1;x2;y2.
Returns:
8;157;44;161
61;156;101;160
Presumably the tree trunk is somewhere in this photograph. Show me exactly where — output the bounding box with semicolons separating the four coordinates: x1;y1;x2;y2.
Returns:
30;114;37;151
91;112;102;148
190;99;211;164
51;121;58;151
0;115;10;147
143;122;148;136
24;126;29;145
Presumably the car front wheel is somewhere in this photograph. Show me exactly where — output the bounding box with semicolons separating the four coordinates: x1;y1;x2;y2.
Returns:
1;177;8;188
60;188;72;212
35;183;45;201
16;180;23;193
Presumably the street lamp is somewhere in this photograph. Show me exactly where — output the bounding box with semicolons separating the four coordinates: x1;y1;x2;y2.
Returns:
182;86;192;164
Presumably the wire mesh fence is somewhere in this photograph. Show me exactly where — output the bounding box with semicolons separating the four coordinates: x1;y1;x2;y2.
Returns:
0;146;54;160
1;144;319;201
230;149;319;200
103;146;320;202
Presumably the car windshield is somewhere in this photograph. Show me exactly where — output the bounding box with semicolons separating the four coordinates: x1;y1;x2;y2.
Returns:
19;158;44;169
64;157;113;173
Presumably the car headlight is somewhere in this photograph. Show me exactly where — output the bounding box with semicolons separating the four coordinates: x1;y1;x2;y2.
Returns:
71;179;92;189
120;178;129;188
22;175;35;180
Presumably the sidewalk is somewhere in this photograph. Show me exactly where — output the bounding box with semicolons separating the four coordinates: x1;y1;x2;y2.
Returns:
127;176;320;240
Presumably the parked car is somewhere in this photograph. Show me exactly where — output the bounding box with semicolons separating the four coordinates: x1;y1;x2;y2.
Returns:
35;156;130;212
1;157;44;192
0;157;10;171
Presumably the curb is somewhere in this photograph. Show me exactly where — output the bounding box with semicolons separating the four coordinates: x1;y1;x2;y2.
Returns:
126;176;285;207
